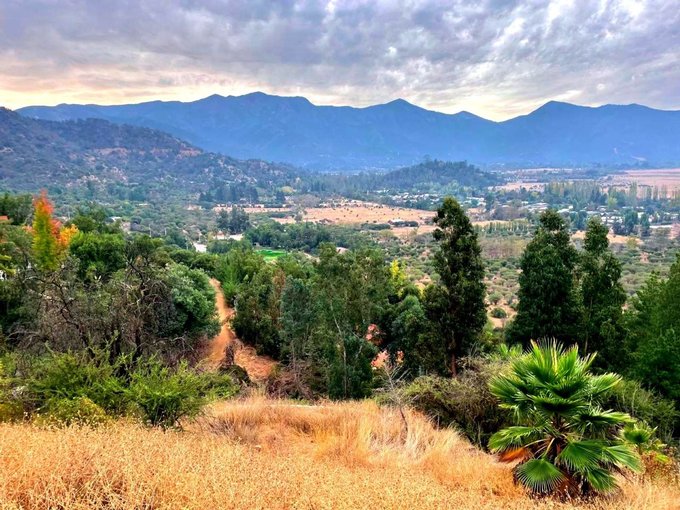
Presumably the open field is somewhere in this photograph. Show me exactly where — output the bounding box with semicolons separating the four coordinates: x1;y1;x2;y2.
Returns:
247;200;505;239
1;399;678;510
257;248;288;261
247;200;437;239
606;168;680;192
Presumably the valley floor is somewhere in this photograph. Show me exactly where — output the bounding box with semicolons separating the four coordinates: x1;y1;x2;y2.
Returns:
0;399;678;510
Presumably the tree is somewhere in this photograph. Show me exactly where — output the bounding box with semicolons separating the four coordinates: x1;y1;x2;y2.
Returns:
392;293;446;375
31;191;77;272
232;265;282;357
164;264;220;339
623;209;639;236
425;197;486;375
489;342;641;497
280;277;318;365
32;191;60;272
508;210;580;346
578;218;627;370
626;256;680;407
327;334;377;399
640;213;651;238
228;206;250;234
69;232;126;282
216;209;230;232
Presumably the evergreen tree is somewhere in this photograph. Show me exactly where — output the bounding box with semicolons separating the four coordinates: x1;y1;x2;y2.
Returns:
425;197;486;375
626;256;680;407
579;218;627;370
508;210;580;346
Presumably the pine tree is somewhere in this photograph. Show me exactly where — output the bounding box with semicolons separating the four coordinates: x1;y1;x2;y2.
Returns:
508;210;580;346
425;197;486;375
579;218;627;369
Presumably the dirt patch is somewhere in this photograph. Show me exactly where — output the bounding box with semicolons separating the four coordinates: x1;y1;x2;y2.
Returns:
203;279;277;383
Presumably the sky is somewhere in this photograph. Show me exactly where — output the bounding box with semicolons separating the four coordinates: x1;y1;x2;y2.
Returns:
1;0;679;120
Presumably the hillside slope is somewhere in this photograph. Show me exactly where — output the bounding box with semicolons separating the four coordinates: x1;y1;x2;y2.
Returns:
0;107;296;193
18;93;680;169
1;399;677;509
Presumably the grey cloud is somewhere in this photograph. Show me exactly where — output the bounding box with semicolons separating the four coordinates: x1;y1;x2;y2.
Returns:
0;0;679;118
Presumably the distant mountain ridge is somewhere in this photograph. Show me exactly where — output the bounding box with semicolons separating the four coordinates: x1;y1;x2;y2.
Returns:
17;92;680;170
0;107;295;193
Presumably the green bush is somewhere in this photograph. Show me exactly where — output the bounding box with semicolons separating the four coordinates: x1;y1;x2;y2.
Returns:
490;307;507;319
23;353;238;428
0;357;24;422
605;378;678;443
40;396;109;427
403;364;509;447
128;359;207;429
27;353;128;415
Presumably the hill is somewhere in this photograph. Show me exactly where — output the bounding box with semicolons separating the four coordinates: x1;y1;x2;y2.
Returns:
18;93;680;169
378;160;500;189
1;399;677;509
0;107;296;195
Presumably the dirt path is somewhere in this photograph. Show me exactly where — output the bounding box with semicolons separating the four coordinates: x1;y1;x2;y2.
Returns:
205;279;276;383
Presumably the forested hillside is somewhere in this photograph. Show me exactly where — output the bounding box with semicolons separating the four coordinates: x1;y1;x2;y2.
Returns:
0;108;297;194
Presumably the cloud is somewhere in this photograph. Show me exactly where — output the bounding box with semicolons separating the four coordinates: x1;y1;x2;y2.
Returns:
1;0;679;119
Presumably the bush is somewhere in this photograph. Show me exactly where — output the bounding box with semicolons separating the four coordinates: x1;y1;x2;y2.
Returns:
128;359;207;429
605;378;678;443
0;357;24;422
23;352;238;428
490;307;507;319
40;396;109;427
403;363;509;447
27;353;128;415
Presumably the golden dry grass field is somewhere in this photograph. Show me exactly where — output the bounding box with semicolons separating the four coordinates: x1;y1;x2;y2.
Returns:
246;200;438;239
608;168;680;191
1;398;678;510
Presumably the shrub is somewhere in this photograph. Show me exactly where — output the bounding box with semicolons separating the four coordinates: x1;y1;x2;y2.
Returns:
0;357;24;422
27;353;128;415
488;292;502;305
605;378;678;443
402;363;509;448
40;396;109;427
490;307;507;319
128;359;206;429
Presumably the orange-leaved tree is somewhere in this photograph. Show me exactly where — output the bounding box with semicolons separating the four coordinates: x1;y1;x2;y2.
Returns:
31;191;77;271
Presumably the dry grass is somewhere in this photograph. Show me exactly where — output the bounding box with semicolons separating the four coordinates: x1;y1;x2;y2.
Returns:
247;199;437;239
1;398;678;509
609;168;680;191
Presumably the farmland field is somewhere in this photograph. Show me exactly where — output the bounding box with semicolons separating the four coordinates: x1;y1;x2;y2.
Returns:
607;168;680;191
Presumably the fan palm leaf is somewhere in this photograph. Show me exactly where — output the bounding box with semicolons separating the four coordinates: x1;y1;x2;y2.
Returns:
489;341;642;497
515;459;566;494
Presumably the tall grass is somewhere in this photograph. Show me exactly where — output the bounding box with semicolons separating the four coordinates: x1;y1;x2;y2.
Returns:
0;398;678;509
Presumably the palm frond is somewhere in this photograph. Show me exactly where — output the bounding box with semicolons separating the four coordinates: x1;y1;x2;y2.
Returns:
582;467;617;492
489;426;542;453
556;440;604;472
588;373;622;397
601;444;642;472
621;422;654;447
515;458;566;494
575;409;632;431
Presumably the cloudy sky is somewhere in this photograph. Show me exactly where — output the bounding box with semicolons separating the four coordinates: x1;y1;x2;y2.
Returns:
1;0;678;120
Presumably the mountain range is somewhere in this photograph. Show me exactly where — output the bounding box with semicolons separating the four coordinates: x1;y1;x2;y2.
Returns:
17;92;680;170
0;107;294;194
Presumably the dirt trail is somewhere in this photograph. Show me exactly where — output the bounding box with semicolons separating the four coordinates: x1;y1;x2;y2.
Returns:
205;279;276;383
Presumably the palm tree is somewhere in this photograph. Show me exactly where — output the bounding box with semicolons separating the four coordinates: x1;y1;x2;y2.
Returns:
488;342;641;497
